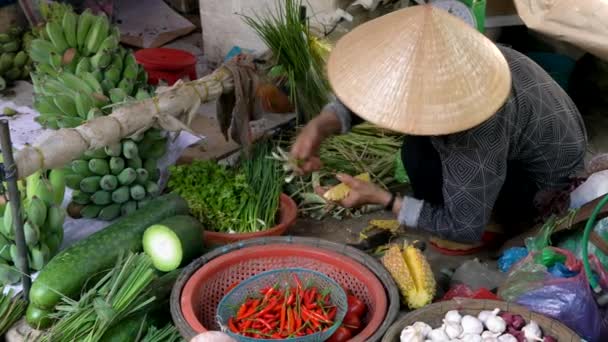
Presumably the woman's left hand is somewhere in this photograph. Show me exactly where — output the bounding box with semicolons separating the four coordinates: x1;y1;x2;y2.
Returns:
317;173;392;208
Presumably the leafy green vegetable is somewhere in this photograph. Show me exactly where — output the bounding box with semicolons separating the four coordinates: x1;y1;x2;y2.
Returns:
0;287;26;335
168;161;252;233
140;324;183;342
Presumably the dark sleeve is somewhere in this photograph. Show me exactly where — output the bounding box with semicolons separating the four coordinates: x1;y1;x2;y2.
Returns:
322;97;364;133
411;119;509;242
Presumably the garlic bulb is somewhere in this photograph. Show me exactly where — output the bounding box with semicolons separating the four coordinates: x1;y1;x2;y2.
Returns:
477;310;494;323
461;315;484;335
485;311;506;334
461;333;482;342
482;338;498;342
481;331;501;339
497;334;518;342
521;321;543;342
190;332;237;342
445;310;463;324
401;326;425;342
443;320;463;339
427;327;450;341
412;322;433;338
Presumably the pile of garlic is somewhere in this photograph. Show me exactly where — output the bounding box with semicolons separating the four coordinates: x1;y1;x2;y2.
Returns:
400;308;557;342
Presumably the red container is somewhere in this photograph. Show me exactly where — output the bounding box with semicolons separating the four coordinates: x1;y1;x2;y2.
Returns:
180;243;388;342
134;48;197;86
202;194;297;247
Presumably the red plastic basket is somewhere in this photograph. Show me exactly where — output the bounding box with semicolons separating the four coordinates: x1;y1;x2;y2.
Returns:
202;194;297;247
180;244;388;342
134;48;197;86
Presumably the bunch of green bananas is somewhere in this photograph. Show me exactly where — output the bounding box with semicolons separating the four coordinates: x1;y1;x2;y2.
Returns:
0;27;34;91
29;8;151;129
0;169;66;285
65;129;167;221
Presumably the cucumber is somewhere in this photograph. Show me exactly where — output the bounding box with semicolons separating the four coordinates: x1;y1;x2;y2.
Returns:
127;157;142;170
81;204;103;219
29;194;188;309
91;190;112;205
109;157;125;175
26;305;53;329
80;176;101;193
100;174;118;191
142;215;203;272
112;186;130;204
88;158;110;175
98;204;121;221
117;168;136;185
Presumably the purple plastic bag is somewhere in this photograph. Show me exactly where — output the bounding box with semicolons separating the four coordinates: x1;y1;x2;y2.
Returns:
498;247;608;341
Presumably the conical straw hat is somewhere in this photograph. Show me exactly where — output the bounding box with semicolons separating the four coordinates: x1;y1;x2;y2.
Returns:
327;5;512;135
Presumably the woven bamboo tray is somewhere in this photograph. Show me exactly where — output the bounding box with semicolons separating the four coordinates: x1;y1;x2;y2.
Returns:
382;299;581;342
171;236;400;342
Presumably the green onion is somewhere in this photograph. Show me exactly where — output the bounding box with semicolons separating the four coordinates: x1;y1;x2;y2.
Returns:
141;324;182;342
242;0;331;123
0;288;26;335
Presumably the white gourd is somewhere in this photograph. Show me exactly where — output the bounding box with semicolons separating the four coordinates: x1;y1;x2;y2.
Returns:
461;315;484;335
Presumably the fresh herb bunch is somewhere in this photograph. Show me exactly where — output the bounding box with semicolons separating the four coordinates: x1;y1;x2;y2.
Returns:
0;288;27;335
240;140;283;231
243;0;331;123
169;161;251;233
141;324;183;342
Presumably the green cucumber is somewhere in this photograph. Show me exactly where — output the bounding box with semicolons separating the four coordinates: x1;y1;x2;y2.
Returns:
142;215;203;272
29;194;188;309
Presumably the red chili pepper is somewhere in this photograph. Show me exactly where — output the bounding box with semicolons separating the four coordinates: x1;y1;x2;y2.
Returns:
287;307;295;334
309;287;317;303
239;299;261;320
263;313;276;319
306;327;314;335
255;298;278;318
228;317;239;333
286;292;295;306
255;318;273;331
327;307;337;321
272;333;282;338
303;307;330;323
293;274;303;290
279;304;286;332
241;319;253;331
295;309;302;330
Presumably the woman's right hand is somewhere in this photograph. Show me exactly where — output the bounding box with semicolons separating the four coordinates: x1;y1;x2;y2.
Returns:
290;110;343;174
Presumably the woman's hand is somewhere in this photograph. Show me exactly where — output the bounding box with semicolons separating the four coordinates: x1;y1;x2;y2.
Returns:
318;173;393;209
290;110;343;175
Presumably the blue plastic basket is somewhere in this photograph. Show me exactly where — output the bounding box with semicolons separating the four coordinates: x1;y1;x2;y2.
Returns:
217;268;348;342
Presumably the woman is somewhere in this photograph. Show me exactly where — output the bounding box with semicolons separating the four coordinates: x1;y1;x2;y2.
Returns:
290;5;587;243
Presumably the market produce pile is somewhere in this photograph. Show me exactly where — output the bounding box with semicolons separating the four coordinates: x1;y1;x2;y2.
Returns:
168;141;283;233
0;27;34;91
27;3;167;220
275;123;404;220
400;308;557;342
0;169;66;285
25;194;198;340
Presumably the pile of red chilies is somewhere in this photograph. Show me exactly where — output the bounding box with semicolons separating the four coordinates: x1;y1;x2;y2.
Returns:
228;275;337;339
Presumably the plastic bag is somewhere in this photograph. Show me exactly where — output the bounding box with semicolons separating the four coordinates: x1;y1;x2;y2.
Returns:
558;217;608;273
498;247;608;341
394;149;409;184
498;247;528;272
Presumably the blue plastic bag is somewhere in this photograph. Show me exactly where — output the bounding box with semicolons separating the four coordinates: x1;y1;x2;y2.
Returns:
498;247;608;341
498;247;528;272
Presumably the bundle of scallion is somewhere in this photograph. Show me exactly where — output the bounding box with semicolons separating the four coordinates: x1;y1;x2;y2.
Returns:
243;0;331;123
41;253;158;342
141;324;182;342
276;123;405;220
0;288;26;335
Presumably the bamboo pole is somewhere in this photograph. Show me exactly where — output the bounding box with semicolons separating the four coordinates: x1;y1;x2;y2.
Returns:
14;67;234;180
0;121;31;299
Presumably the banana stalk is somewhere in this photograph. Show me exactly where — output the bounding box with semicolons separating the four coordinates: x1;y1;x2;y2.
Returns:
14;68;234;180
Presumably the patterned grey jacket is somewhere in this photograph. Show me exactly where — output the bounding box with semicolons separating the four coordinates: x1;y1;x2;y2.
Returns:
325;46;587;242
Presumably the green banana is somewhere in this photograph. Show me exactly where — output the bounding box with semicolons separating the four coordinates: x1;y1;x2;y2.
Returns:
46;21;69;52
29;39;58;64
35;63;59;78
103;67;121;85
97;35;118;54
2;42;19;53
118;79;134;96
92;70;103;82
75;57;91;75
75;92;94;118
135;89;151;100
24;221;40;247
100;79;114;93
61;47;78;66
0;76;5;92
85;15;110;55
108;88;127;103
3;202;14;239
77;9;96;50
0;53;13;73
46;205;65;234
62;11;78;48
26;171;54;205
48;169;66;205
13;51;27;68
90;50;112;69
59;72;94;95
34;96;62;116
40;77;70;97
80;72;103;93
111;53;123;73
49;53;62;70
29;247;45;271
104;143;122;157
26;197;47;227
0;34;10;44
53;94;78;117
4;68;20;81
